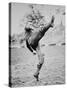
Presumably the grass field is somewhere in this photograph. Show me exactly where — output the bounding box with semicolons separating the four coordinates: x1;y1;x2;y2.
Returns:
11;45;65;87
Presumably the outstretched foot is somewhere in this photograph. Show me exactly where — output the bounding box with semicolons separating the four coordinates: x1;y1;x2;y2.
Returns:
50;16;55;27
34;72;39;81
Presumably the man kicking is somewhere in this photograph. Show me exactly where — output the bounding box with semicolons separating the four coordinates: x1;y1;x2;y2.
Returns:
25;16;54;81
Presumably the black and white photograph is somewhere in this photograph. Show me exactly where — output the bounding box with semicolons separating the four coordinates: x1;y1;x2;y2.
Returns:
9;3;65;87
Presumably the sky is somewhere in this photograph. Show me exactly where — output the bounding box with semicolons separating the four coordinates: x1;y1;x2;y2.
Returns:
11;3;65;36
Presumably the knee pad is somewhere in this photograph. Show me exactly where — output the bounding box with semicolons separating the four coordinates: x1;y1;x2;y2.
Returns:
40;55;44;64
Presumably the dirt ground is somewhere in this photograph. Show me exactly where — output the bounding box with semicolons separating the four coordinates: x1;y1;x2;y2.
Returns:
11;45;65;87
